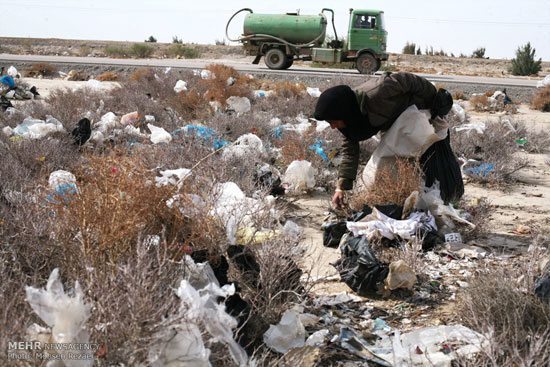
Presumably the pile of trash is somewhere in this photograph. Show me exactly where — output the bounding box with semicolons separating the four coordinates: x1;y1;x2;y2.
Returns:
469;89;516;113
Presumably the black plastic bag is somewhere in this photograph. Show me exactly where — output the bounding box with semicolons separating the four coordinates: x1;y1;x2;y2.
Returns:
333;236;389;296
535;275;550;302
420;132;464;203
323;221;347;247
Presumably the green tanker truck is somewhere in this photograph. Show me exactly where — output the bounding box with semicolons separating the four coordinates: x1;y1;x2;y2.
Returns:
225;8;388;73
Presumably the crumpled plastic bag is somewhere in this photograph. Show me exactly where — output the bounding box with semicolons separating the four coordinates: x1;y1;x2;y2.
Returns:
306;87;321;98
226;96;251;113
362;105;447;189
264;309;307;353
415;185;474;229
174;80;188;93
222;133;263;160
49;170;76;190
155;168;191;187
94;112;119;134
283;160;317;191
383;260;416;293
12;116;65;139
25;269;93;367
148;123;172;144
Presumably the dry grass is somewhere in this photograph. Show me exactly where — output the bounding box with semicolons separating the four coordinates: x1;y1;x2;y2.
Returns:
96;71;119;81
351;157;424;208
531;85;550;112
453;89;468;100
198;63;251;105
23;62;56;77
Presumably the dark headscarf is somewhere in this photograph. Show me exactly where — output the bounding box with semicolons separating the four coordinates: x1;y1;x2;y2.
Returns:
314;85;378;141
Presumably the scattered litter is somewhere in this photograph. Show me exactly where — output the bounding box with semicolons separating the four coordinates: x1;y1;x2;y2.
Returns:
148;124;172;144
535;275;550;302
94;112;119;133
155;168;191;187
454;122;486;135
444;243;487;259
226;96;251;113
464;163;494;177
181;125;228;150
306;329;329;346
200;69;214;80
315;120;330;133
25;269;94;366
226;77;235;86
444;232;463;243
48;170;76;191
7;65;20;78
383;260;417;294
282;160;317;191
338;327;392;366
415;185;475;230
516;137;528;147
121;111;140;126
516;225;531;234
11;117;64;139
1;75;15;88
306;87;321;98
309;140;329;161
314;292;363;306
282;220;302;238
174;80;188;93
264;309;307;354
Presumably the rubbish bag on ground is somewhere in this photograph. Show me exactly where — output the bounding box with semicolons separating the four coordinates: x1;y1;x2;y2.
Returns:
283;160;317;191
361;105;448;190
254;165;285;196
333;235;389;296
71;117;92;146
415;185;474;230
420;132;464;203
1;75;15;88
264;309;307;354
121;111;140;126
0;95;13;111
148;123;172;144
306;87;321;98
222;133;262;160
7;66;19;78
226;96;251;113
174;80;188;93
12;117;65;139
383;260;417;293
535;275;550;302
25;269;94;366
322;221;347;247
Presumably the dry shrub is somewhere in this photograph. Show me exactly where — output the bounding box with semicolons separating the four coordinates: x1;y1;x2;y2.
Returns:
96;71;119;81
351;157;424;208
169;87;210;121
469;94;489;111
273;81;307;98
24;62;56;77
199;64;251;104
453;89;468;100
457;196;492;241
531;85;550;112
50;150;223;268
272;126;322;168
45;87;105;126
128;67;156;83
470;92;518;113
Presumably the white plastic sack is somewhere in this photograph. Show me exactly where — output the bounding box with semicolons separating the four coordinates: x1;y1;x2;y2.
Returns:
49;170;76;190
174;80;188;93
148;123;172;144
7;65;19;78
222;133;263;160
200;70;214;80
25;269;93;367
361;105;448;189
315;120;330;133
89;130;104;144
94;112;119;133
306;87;321;98
226;96;251;113
283;160;317;191
454;122;486;134
537;75;550;88
264;309;307;353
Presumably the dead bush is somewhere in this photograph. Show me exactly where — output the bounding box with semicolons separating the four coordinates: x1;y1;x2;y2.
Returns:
531;85;550;112
97;71;119;81
453;89;468;100
469;92;518;113
271;126;323;169
253;93;318;120
50;150;223;268
24;62;56;77
350;157;424;208
198;64;251;105
45;88;105;127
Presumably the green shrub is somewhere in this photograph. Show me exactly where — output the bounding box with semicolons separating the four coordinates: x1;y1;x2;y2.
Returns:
416;47;422;55
402;42;416;55
167;44;201;59
145;35;157;43
172;35;183;44
471;47;486;58
510;42;542;76
104;46;129;57
130;43;155;58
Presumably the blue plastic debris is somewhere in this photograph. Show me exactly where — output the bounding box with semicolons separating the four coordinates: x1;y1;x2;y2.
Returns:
464;163;494;177
309;139;329;161
270;126;288;140
46;183;77;205
181;125;229;150
1;76;15;88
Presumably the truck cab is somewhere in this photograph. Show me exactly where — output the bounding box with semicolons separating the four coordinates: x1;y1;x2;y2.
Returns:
347;9;388;73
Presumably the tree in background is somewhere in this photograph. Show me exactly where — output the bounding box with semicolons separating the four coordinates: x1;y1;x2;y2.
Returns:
172;36;183;44
510;42;542;76
402;42;416;55
145;36;157;43
471;47;486;58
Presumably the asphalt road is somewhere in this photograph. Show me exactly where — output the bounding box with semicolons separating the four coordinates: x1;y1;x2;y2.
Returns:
0;53;541;88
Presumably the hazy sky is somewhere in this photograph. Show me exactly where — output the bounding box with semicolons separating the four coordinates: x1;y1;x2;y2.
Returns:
2;0;549;60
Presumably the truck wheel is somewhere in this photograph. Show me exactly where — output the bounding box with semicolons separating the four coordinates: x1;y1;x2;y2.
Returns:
283;58;294;69
265;49;288;70
356;53;378;74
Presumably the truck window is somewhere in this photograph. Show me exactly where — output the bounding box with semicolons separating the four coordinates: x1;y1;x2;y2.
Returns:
354;14;376;29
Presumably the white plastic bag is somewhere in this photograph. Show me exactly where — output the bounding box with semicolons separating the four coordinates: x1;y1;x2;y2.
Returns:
283;160;317;191
174;80;188;93
306;87;321;97
362;105;447;189
226;96;251;113
49;170;76;191
222;133;262;160
264;309;307;353
148;123;172;144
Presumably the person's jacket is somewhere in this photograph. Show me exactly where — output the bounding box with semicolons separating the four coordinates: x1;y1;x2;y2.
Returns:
337;72;437;189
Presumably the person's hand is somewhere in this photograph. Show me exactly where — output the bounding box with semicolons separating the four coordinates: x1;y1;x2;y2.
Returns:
332;188;345;209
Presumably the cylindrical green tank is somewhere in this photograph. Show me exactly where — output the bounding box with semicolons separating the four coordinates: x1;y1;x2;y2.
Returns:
243;13;326;45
